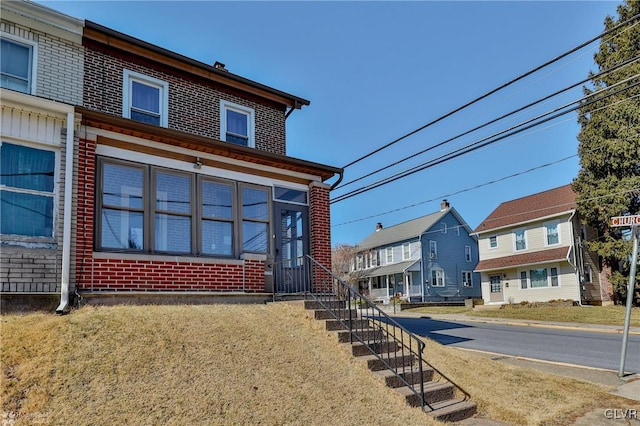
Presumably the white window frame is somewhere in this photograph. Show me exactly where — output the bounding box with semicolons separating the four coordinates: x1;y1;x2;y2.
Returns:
0;140;58;239
464;245;472;262
385;247;393;264
429;240;437;259
462;271;473;287
431;269;445;287
513;228;527;252
518;265;561;289
488;235;498;249
544;221;560;246
441;222;447;234
1;33;38;95
402;242;411;260
122;70;169;127
220;100;255;148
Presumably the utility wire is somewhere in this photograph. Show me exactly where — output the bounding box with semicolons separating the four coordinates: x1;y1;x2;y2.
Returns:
340;13;640;170
336;55;640;190
331;78;640;204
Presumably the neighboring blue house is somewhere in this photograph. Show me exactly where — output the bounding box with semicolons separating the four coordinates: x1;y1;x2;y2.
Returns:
351;200;481;303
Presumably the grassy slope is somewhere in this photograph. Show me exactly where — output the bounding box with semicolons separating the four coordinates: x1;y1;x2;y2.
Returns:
2;303;638;425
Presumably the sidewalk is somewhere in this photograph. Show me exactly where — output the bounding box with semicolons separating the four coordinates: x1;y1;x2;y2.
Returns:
377;305;640;407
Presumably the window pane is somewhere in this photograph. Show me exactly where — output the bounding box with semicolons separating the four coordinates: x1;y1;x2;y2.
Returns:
103;163;143;209
130;110;160;126
274;187;307;204
131;80;160;113
156;173;191;214
550;267;559;287
202;181;232;219
520;271;527;289
100;208;143;249
242;221;267;252
547;224;559;245
1;191;53;237
1;143;54;192
1;39;30;92
226;109;248;137
242;187;268;220
515;230;526;250
155;213;191;252
530;268;548;288
202;220;233;256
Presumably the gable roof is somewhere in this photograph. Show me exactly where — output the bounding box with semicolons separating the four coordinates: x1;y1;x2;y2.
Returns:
358;207;472;250
472;184;577;235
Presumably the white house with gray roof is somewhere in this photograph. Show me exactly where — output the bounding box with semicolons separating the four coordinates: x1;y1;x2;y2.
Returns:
352;200;481;303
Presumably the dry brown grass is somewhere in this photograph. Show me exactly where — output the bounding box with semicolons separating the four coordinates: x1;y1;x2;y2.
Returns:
2;303;437;426
2;302;638;426
420;338;638;425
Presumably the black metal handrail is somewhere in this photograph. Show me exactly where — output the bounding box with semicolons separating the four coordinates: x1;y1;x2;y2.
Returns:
272;255;470;410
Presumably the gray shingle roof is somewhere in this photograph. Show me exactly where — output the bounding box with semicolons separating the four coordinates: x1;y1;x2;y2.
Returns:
358;209;449;250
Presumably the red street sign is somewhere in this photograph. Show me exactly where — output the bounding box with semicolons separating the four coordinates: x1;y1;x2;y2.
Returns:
611;215;640;227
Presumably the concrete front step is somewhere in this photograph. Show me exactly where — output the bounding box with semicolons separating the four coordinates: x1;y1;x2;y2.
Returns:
325;318;370;331
397;381;455;407
303;300;346;310
427;399;478;423
374;365;435;388
360;352;415;371
337;328;383;343
314;309;355;321
350;341;399;357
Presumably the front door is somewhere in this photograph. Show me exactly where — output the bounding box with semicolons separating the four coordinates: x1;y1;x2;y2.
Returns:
489;275;504;303
273;202;309;293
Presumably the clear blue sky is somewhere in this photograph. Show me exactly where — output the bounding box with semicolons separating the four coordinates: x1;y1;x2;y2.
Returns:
38;0;621;246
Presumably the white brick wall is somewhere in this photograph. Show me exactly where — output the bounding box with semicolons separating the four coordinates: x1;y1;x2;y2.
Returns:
0;20;83;105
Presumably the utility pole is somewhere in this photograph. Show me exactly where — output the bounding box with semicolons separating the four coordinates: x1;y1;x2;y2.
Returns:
611;215;640;377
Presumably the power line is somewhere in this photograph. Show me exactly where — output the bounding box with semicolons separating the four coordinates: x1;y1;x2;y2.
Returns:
336;55;640;190
340;13;640;170
332;153;582;228
331;77;640;204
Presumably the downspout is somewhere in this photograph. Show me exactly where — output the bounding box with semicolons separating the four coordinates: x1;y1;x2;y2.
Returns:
329;169;344;191
56;111;75;314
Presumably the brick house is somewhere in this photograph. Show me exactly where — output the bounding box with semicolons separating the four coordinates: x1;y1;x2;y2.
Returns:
471;184;610;305
1;0;82;311
1;1;341;310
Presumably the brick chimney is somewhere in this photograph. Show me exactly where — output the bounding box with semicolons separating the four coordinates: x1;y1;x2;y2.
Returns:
440;199;450;211
376;222;383;232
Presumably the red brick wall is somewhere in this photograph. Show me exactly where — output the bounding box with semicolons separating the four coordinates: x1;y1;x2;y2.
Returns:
309;183;333;292
83;49;286;155
74;136;266;293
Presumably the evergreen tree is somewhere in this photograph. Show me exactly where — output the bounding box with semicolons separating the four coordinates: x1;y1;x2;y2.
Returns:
572;0;640;304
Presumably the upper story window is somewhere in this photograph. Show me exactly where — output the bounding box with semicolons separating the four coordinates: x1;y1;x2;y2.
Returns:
123;70;168;127
441;223;447;234
356;254;363;270
545;221;560;246
489;236;498;249
514;229;527;251
402;243;411;260
429;240;437;259
465;245;472;262
371;251;379;267
385;247;393;263
1;142;55;238
220;100;255;147
1;35;36;94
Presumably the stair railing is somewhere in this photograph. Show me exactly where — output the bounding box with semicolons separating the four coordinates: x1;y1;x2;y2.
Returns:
273;255;459;410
